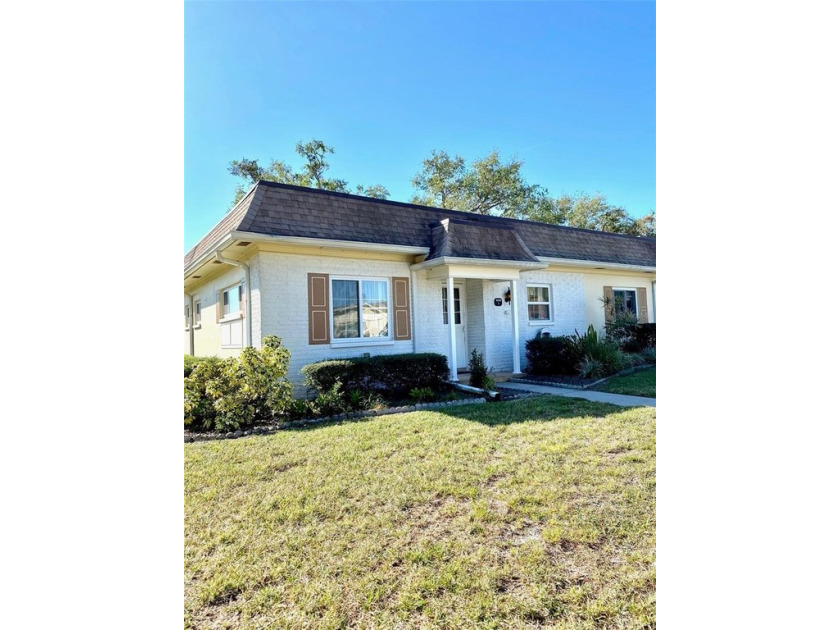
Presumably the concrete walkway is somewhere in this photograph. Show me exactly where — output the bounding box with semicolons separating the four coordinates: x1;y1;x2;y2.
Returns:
499;382;656;407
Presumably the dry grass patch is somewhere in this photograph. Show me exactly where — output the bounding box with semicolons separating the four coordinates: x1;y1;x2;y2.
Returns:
185;396;655;629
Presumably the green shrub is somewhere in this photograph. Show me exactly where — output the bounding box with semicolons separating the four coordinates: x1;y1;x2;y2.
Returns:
578;357;606;379
627;353;648;367
302;353;449;400
409;387;435;403
526;326;632;380
313;382;348;417
184;358;225;428
604;311;656;352
482;375;496;392
570;325;629;377
285;398;317;421
183;336;293;432
525;335;580;375
641;347;656;364
604;306;638;348
468;350;489;389
630;323;656;351
184;355;221;378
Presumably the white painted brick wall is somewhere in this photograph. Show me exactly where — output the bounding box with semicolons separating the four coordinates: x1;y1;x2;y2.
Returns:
516;270;587;369
411;271;449;356
483;281;515;372
203;253;595;395
258;252;418;394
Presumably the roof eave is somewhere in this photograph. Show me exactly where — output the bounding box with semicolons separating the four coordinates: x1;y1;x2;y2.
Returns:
410;257;549;271
537;256;656;272
230;231;428;255
184;233;236;279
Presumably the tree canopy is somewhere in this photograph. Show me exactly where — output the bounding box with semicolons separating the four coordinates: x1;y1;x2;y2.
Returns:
227;141;654;237
410;150;552;219
524;192;656;237
227;140;389;206
410;149;653;236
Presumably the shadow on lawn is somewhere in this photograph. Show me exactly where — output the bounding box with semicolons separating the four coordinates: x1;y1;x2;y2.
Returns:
278;394;621;435
435;394;622;426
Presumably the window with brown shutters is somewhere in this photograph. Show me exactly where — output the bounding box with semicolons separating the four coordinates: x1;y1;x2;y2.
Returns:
308;273;330;344
392;277;412;340
308;274;411;344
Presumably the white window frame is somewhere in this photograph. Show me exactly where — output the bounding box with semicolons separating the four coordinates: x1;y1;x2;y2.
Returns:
220;283;243;322
612;287;639;318
329;276;393;345
193;301;202;329
526;284;553;324
441;286;462;325
184;304;191;330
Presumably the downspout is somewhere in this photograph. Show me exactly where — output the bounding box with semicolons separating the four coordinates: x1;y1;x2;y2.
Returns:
185;292;195;356
214;251;252;348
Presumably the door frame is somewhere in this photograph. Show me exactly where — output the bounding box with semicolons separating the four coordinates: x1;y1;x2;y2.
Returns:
441;282;468;369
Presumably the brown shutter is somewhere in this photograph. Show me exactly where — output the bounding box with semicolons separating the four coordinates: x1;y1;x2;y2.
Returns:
392;276;412;340
308;273;330;344
216;290;222;323
603;286;615;323
636;287;649;324
239;284;246;315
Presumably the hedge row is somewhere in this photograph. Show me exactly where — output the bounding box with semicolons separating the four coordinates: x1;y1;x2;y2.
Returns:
525;323;656;378
302;353;449;397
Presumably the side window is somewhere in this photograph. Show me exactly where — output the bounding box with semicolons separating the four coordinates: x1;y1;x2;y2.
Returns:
222;284;242;317
526;285;551;321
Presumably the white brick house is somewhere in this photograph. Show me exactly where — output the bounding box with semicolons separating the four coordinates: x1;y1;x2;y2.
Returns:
184;182;656;390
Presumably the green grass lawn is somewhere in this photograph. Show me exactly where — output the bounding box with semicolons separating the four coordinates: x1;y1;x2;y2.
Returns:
593;367;656;398
185;396;656;629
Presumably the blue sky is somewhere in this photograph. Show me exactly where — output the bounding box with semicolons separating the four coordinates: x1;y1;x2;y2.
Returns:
185;1;655;251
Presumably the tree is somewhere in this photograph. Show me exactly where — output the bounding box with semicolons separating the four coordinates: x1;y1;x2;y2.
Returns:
524;192;656;237
228;139;389;206
411;149;552;219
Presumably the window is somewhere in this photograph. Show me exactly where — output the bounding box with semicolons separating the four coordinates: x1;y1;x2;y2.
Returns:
194;302;202;327
222;284;242;318
184;304;191;329
527;285;551;321
613;289;638;317
331;278;389;340
441;287;461;325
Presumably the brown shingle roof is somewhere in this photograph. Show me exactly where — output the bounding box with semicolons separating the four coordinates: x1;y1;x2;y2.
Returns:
428;219;541;262
185;182;656;269
183;186;259;270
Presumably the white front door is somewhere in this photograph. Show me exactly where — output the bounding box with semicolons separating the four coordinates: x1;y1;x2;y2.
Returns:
442;285;468;369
